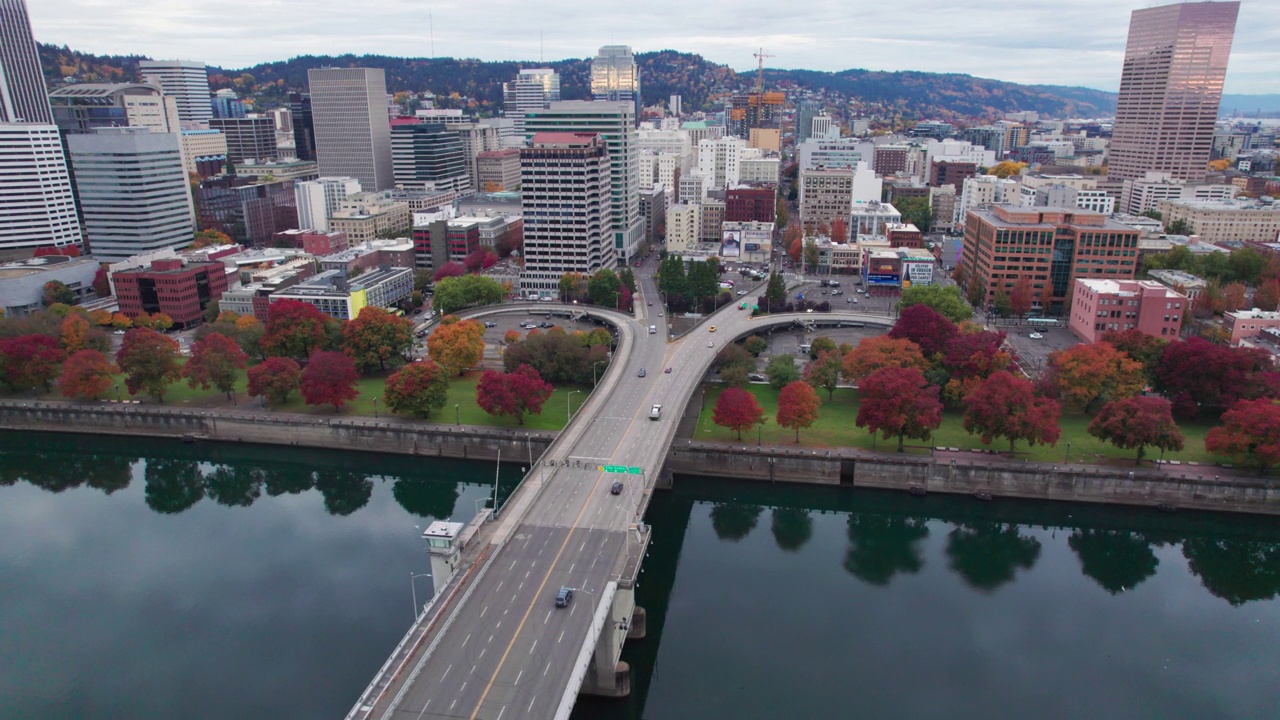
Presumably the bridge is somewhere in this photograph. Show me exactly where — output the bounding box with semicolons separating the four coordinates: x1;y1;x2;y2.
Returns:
348;287;894;720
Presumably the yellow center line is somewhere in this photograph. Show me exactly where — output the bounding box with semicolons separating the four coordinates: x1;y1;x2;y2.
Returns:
468;344;652;719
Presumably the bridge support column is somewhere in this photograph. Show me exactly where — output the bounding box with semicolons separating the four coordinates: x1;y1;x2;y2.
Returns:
580;586;635;698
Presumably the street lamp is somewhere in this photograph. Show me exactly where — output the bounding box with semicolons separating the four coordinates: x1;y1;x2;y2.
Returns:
410;572;433;621
372;396;378;419
454;403;460;426
566;390;581;426
593;359;607;386
1064;440;1071;464
113;383;120;402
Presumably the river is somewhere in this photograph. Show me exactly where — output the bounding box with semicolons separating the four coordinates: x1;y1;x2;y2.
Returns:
1;435;1277;719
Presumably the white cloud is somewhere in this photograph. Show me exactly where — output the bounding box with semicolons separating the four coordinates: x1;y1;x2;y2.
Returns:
28;0;1277;94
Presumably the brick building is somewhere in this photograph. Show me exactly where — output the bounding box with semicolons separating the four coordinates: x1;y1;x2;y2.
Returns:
886;223;924;249
962;205;1140;314
725;184;776;223
929;159;977;189
1068;279;1187;343
113;258;229;329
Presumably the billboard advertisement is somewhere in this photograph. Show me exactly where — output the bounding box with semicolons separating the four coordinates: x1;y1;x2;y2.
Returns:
744;243;761;252
904;262;934;285
720;231;742;258
866;273;900;286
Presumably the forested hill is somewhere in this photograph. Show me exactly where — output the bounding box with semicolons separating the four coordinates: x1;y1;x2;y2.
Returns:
39;42;1119;120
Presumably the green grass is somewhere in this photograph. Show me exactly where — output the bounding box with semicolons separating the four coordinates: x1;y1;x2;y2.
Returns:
695;384;1217;467
20;362;590;430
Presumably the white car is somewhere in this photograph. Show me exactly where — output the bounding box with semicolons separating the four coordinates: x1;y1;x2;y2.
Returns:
1029;332;1044;339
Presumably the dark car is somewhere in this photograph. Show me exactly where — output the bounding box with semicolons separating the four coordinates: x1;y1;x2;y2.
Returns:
555;586;573;608
610;481;624;495
638;368;647;377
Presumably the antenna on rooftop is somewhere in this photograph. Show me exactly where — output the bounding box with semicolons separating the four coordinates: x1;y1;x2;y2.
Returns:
540;31;544;63
430;13;435;57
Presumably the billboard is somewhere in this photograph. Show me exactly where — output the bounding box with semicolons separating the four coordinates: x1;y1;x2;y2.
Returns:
904;262;934;285
720;231;742;258
866;273;900;286
744;243;761;252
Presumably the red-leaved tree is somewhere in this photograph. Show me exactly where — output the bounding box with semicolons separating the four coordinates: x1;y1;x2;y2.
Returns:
889;304;958;358
433;261;466;282
247;357;302;406
58;349;116;400
1205;398;1280;474
261;299;329;360
962;371;1061;455
1088;396;1185;464
183;332;248;400
713;387;766;440
115;328;181;401
0;334;66;392
476;364;553;425
383;360;450;417
1156;337;1270;418
776;380;820;443
842;335;929;383
300;351;360;409
856;367;944;452
1047;342;1145;412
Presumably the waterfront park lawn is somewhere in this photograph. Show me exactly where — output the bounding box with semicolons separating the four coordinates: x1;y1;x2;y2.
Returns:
693;384;1217;467
31;366;589;432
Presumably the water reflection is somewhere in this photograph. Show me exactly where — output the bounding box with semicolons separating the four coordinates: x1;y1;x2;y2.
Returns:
843;513;929;586
314;469;374;516
1183;537;1280;606
204;465;264;507
769;507;813;552
144;459;205;514
1068;529;1159;595
393;477;462;520
945;522;1042;592
709;502;762;541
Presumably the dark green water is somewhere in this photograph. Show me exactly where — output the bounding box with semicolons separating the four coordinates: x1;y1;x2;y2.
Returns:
2;436;1279;719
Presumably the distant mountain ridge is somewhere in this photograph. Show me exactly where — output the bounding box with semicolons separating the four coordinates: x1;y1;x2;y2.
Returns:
37;42;1277;121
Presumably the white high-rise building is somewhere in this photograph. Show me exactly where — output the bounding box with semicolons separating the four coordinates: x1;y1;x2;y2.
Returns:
591;46;641;123
308;67;394;191
697;136;745;189
296;177;362;233
66;127;194;261
523;101;644;262
518;132;614;296
0;0;53;124
503;69;560;135
958;175;1021;227
0;123;82;251
798;137;876;171
138;60;212;127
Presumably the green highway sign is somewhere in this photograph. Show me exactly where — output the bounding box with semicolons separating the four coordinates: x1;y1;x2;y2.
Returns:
602;465;628;473
627;467;642;475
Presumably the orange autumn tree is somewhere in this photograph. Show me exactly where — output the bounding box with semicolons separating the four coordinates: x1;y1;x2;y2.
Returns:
426;316;485;376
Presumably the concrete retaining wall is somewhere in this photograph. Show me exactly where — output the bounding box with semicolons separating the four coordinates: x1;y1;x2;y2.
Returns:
0;401;555;463
666;442;1280;516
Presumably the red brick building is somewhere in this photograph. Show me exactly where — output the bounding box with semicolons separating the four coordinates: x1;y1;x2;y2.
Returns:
886;223;925;249
962;205;1140;315
725;185;776;223
929;159;977;188
113;258;229;329
270;229;350;256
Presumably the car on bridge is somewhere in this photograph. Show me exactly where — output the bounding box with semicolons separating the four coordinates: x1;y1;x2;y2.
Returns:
555;586;573;608
638;368;647;377
709;326;717;332
649;404;662;420
610;481;624;495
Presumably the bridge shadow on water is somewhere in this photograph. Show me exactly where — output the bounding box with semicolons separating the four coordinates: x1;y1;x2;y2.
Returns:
573;473;1280;720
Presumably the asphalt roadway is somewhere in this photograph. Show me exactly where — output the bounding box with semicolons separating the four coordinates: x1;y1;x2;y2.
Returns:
378;284;892;720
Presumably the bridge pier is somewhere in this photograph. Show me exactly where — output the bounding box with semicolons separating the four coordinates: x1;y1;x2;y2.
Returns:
581;585;636;698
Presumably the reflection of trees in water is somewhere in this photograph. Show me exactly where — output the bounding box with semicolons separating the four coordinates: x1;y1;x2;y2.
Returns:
144;459;205;514
1183;537;1280;606
314;470;373;516
946;522;1041;592
392;477;461;520
710;503;762;542
261;465;316;496
844;514;930;586
85;455;135;495
0;450;136;494
770;507;813;552
1068;529;1159;595
204;465;265;507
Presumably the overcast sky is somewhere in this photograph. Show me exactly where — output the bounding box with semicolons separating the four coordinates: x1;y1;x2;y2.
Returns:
28;0;1277;94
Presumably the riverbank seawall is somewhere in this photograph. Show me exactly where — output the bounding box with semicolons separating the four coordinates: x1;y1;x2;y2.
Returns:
1;401;1276;516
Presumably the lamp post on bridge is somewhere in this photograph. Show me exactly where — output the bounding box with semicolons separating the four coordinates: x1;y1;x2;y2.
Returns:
454;403;460;426
410;571;433;621
566;390;581;427
593;360;607;386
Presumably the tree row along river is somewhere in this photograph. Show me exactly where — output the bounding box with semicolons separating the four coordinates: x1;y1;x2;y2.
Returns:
1;432;1277;719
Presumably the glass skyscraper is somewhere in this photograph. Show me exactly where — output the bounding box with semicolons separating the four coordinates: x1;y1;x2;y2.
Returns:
590;46;641;125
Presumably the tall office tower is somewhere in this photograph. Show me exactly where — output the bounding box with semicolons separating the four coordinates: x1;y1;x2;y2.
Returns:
1110;1;1240;187
138;60;212;127
669;95;681;117
0;123;82;251
295;176;362;233
697;135;745;188
390;123;472;194
0;0;50;123
209;117;278;164
518;133;614;296
591;46;641;125
211;89;247;119
289;93;316;161
523;101;644;262
67;127;194;261
49;83;180;134
796;101;820;145
503;68;560;133
307;68;394;191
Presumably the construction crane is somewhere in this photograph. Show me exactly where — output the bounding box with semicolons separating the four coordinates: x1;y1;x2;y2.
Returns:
753;48;775;97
